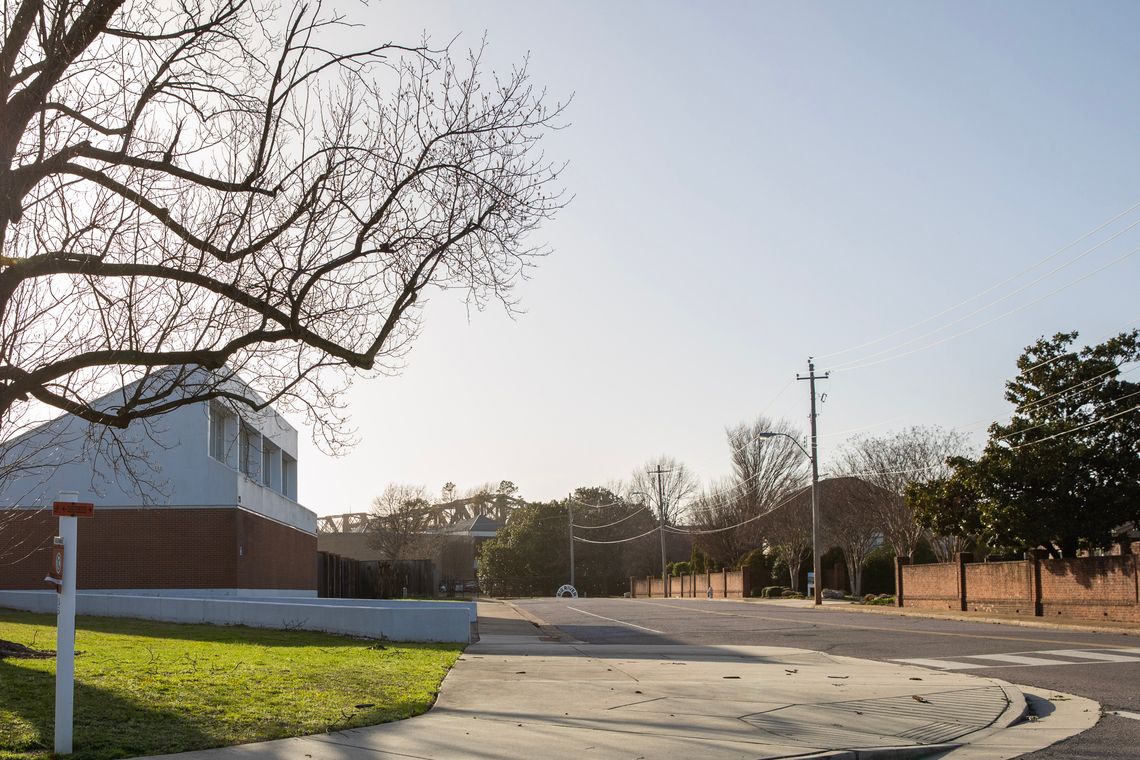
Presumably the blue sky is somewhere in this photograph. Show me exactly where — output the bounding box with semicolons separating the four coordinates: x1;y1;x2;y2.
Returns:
298;1;1140;514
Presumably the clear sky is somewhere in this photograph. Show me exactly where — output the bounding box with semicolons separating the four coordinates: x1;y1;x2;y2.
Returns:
297;1;1140;516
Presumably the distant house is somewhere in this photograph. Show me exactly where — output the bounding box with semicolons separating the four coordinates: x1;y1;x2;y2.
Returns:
0;375;317;596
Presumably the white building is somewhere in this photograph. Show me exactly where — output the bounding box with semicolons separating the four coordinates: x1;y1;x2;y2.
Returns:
0;375;318;596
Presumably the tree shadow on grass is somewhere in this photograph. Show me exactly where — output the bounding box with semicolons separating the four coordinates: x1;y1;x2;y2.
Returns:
0;658;213;760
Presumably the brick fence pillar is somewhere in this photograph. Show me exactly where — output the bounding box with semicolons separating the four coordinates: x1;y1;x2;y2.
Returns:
894;556;909;607
955;552;973;611
1026;549;1047;616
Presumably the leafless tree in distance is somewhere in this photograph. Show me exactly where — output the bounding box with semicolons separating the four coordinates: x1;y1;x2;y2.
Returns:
690;479;751;569
821;477;885;596
838;427;970;560
763;488;813;592
629;456;698;528
690;416;809;568
367;484;437;561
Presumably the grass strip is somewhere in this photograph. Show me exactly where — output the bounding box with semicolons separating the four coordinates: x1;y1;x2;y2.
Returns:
0;610;461;760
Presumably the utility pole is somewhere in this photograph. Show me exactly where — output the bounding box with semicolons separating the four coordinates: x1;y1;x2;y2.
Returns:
567;494;575;588
651;465;671;597
797;357;829;606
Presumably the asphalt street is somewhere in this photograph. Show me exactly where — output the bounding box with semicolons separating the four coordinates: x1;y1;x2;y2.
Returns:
513;597;1140;760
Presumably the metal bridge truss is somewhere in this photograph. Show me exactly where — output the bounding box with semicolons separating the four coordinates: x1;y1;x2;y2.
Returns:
317;493;524;534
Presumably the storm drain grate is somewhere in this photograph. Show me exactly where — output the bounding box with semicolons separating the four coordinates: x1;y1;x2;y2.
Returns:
742;685;1010;749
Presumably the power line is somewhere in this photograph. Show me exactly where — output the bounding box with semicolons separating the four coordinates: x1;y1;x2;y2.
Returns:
832;246;1140;372
729;378;798;454
1015;362;1137;415
572;526;660;545
568;497;633;509
1004;393;1140;448
819;199;1140;361
573;507;648;530
668;486;805;535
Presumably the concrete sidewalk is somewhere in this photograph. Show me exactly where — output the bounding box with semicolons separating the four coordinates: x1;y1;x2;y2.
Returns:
144;600;1097;760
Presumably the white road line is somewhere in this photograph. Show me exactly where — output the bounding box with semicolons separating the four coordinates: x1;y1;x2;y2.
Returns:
1039;649;1140;663
893;657;989;670
967;653;1077;666
1110;710;1140;721
566;606;664;634
894;647;1140;671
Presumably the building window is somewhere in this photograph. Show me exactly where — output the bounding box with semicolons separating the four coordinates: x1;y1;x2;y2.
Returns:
282;453;297;500
239;423;256;477
209;404;231;462
262;440;278;489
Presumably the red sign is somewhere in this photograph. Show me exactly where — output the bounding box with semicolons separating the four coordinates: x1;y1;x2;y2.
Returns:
53;501;94;518
46;539;64;592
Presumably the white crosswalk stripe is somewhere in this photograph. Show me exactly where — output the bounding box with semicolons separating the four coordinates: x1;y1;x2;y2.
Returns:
893;648;1140;671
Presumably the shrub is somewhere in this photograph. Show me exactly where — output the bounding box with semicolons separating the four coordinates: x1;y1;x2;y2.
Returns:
862;594;896;606
761;586;788;598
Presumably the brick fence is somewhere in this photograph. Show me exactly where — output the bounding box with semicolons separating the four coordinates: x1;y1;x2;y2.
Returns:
630;568;751;599
896;547;1140;624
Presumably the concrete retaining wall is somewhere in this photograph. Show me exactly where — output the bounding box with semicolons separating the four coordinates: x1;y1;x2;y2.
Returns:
255;596;478;623
0;591;471;643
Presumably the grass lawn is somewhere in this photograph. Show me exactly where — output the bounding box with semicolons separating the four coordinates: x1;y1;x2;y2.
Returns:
0;610;462;760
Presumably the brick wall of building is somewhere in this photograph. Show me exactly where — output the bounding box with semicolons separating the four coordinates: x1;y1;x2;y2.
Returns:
0;507;315;591
236;509;318;590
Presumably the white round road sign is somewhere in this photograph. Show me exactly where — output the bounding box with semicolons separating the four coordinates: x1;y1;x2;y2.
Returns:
555;584;578;598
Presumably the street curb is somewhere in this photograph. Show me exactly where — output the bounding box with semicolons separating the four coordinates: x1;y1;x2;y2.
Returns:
926;686;1101;759
674;595;1139;634
811;600;1140;635
790;745;962;759
498;598;580;642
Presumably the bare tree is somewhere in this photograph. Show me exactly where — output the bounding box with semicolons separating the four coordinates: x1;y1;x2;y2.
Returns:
629;456;698;527
926;532;972;563
689;417;809;568
838;427;970;559
762;488;812;592
367;484;437;561
0;0;566;480
821;477;884;596
689;480;751;569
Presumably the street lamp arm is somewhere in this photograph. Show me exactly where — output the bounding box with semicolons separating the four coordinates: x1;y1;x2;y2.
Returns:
755;431;810;460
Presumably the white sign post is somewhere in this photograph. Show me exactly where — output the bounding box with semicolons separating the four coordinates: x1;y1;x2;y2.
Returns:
52;491;93;756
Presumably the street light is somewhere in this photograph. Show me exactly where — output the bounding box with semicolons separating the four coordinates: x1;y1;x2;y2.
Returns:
755;431;823;606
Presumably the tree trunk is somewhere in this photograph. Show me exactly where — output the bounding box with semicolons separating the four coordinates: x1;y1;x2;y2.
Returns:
786;558;802;592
